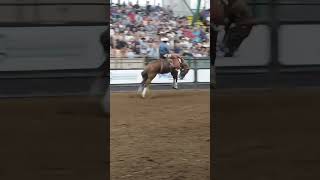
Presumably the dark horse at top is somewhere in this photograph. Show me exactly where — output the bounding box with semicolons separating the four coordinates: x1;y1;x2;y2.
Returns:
213;0;255;60
137;55;190;98
98;28;109;113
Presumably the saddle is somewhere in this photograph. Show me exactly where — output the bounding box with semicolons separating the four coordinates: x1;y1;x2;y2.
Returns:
160;56;182;73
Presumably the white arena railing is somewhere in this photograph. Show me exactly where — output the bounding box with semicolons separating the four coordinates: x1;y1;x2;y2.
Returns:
110;57;211;85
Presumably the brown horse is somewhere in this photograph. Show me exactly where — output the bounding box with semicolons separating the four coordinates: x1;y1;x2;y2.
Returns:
137;56;190;98
213;0;255;59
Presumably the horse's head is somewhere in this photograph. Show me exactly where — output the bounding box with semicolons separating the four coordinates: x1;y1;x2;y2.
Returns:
179;68;189;80
178;57;190;80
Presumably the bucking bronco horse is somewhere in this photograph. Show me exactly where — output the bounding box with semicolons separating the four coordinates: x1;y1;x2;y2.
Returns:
213;0;255;61
137;55;190;98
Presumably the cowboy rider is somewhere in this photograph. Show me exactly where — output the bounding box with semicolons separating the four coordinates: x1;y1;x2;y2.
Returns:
159;37;178;69
159;37;170;58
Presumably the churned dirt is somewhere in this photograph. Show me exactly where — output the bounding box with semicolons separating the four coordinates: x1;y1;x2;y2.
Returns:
214;87;320;179
0;96;106;180
111;90;210;180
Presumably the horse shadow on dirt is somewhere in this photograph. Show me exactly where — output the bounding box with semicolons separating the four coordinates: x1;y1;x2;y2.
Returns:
129;90;203;100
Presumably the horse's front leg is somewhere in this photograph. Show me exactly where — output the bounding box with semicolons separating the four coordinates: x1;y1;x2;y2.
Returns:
171;70;178;89
138;70;148;94
173;77;178;89
137;81;145;94
137;84;144;95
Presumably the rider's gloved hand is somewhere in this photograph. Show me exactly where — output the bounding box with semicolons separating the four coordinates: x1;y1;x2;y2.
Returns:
164;54;171;58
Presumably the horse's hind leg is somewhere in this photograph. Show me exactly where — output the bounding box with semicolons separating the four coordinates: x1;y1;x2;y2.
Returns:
141;73;156;98
138;70;148;94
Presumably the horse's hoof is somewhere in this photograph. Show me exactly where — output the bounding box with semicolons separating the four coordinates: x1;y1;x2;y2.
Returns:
141;93;149;98
137;87;142;94
141;87;148;98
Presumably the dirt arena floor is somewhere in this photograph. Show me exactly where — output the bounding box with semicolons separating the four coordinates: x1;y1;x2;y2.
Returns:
0;96;106;180
111;90;210;180
3;87;320;179
215;88;320;179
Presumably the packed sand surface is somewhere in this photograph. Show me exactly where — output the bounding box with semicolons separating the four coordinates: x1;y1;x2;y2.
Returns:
111;90;210;180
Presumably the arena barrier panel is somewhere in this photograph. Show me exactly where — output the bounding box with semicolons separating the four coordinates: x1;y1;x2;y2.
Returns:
212;1;320;89
0;26;106;71
215;25;270;67
110;57;210;85
279;24;320;66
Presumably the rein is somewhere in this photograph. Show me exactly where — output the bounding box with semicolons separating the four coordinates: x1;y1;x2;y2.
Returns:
160;59;164;74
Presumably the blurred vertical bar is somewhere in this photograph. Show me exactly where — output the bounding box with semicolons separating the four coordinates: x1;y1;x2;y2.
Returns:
269;0;280;88
105;1;110;179
0;1;109;180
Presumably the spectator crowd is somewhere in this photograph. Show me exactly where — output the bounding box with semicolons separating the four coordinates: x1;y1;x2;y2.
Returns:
110;1;210;59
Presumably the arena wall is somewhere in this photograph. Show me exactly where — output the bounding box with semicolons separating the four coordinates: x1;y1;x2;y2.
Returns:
0;26;106;71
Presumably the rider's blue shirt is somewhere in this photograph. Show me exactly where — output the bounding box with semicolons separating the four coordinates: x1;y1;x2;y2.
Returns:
159;42;170;57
